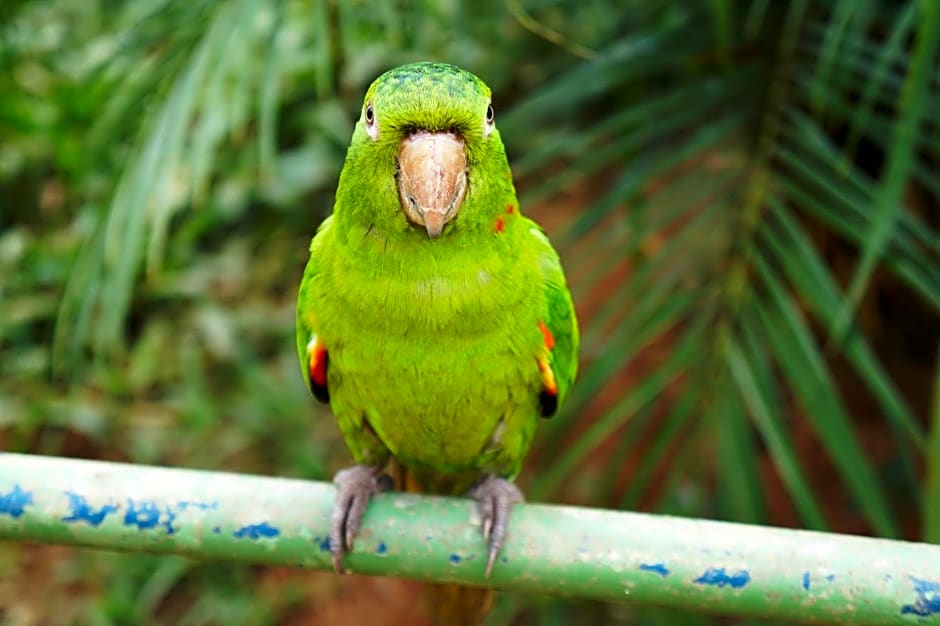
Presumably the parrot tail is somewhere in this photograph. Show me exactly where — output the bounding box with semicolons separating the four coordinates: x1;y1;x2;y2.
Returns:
391;460;495;626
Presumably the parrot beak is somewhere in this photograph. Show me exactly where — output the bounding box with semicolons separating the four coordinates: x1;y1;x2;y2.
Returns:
397;131;467;238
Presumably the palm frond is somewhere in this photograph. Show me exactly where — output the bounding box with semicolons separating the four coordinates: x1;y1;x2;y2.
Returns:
11;2;935;622
834;0;940;340
519;0;937;542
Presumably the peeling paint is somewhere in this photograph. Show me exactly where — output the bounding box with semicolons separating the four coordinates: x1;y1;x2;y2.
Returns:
0;485;32;518
115;499;211;535
124;499;176;534
900;576;940;617
124;500;160;529
4;452;940;621
62;492;117;527
693;567;750;589
176;500;218;512
639;563;670;577
233;522;280;540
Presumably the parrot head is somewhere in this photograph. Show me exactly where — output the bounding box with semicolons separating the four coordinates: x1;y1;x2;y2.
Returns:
339;62;510;240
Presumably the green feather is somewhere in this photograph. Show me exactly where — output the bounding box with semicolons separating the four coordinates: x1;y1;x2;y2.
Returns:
296;62;578;489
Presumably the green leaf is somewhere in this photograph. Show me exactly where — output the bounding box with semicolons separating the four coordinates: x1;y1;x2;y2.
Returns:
839;2;918;158
728;323;828;529
562;110;748;242
714;380;765;524
570;197;727;359
258;0;285;177
808;0;869;117
774;126;940;311
761;201;926;454
754;254;899;537
833;0;940;341
926;351;940;543
619;386;700;510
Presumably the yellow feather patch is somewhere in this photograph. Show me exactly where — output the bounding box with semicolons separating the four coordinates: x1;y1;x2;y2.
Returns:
537;353;557;395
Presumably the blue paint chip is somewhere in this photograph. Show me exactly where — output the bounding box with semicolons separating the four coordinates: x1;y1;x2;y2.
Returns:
449;554;462;564
376;541;388;555
126;499;178;534
802;571;810;591
314;536;331;552
233;522;280;540
124;500;160;529
61;492;117;527
176;500;218;512
693;567;751;589
212;526;221;534
639;563;670;577
824;574;835;583
901;576;940;617
0;485;32;519
124;499;164;532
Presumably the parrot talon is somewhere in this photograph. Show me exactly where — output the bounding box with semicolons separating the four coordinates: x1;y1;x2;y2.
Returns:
331;464;389;574
469;475;523;577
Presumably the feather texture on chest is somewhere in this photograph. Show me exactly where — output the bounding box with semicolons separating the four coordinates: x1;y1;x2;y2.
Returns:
316;220;541;338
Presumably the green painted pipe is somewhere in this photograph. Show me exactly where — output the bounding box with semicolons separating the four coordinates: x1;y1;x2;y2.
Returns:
0;453;937;624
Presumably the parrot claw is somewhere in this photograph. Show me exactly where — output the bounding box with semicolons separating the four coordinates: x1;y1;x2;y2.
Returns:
469;475;523;577
331;464;390;573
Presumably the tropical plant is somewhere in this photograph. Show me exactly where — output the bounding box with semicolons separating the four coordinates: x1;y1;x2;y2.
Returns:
1;0;937;624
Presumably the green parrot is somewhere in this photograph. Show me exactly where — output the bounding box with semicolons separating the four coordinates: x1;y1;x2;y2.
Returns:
296;61;578;611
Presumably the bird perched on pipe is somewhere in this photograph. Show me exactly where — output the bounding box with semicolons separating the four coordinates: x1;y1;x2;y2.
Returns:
296;62;578;625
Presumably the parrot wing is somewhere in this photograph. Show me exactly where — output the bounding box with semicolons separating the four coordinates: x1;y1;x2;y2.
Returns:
296;216;333;404
528;221;579;416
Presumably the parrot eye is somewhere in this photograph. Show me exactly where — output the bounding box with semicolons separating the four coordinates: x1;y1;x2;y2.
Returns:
364;102;378;139
483;103;495;137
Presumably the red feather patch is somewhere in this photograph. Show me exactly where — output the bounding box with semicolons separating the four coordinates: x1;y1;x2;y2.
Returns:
306;335;329;403
537;320;555;350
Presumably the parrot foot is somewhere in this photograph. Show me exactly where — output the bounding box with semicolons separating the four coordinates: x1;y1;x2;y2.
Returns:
469;475;524;577
331;464;392;574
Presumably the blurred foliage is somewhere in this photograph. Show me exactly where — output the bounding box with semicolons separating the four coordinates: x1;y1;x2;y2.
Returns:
1;0;939;624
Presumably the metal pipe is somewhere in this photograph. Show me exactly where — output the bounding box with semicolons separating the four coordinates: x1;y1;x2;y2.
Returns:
0;453;937;624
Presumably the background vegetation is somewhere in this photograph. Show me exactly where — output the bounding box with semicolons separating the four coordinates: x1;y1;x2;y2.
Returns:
1;0;938;624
